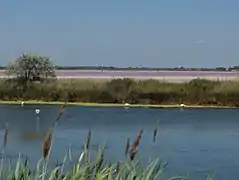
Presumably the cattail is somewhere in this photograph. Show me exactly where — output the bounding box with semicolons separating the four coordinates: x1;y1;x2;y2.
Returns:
86;129;91;150
129;129;143;161
129;148;138;161
153;127;157;142
56;102;67;122
125;138;130;156
3;122;9;149
42;128;53;158
153;119;160;142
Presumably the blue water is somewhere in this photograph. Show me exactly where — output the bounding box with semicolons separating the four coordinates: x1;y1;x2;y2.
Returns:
0;104;239;179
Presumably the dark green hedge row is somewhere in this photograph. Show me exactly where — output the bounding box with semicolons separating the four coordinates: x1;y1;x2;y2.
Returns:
1;78;239;106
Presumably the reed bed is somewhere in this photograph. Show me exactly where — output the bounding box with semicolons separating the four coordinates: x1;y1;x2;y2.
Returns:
0;104;215;180
1;78;239;107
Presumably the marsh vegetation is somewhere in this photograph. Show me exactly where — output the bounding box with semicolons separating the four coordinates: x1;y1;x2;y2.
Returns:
1;78;239;107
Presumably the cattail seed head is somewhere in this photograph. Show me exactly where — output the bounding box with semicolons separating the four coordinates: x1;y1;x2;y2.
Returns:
129;129;143;161
3;122;9;149
153;128;157;142
86;129;91;150
56;102;66;122
42;128;53;158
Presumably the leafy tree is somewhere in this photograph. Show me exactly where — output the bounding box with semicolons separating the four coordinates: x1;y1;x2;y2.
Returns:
6;53;56;89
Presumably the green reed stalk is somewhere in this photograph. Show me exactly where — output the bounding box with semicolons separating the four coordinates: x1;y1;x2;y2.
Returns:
42;103;66;180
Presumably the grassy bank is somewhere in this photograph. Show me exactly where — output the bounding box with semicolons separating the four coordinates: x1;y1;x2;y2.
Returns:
0;100;235;109
1;78;239;107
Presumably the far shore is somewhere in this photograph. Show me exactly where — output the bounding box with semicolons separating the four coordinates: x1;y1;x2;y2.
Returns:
0;100;236;109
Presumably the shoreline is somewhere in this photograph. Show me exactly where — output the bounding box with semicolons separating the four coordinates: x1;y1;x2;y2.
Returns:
0;100;236;109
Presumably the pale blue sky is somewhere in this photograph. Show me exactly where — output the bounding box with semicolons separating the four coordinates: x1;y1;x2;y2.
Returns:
0;1;238;67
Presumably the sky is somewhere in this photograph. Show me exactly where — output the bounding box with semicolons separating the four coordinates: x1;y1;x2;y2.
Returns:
0;0;238;68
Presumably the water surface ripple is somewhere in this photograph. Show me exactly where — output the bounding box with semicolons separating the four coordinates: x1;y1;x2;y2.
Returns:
0;105;239;179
